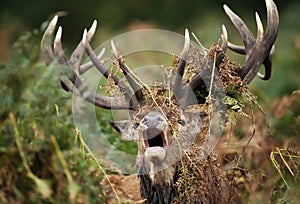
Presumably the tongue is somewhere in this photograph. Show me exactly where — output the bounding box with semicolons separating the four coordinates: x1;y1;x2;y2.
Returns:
145;146;166;162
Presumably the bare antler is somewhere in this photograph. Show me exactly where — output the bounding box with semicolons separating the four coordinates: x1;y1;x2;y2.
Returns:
41;16;141;110
222;0;279;84
173;28;190;99
111;41;145;103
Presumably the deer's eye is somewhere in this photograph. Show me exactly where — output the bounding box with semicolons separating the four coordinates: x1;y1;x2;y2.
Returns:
177;119;186;126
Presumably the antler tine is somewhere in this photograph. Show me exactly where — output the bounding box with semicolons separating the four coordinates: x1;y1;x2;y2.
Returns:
111;40;145;102
255;12;264;43
41;15;58;65
82;30;114;80
53;25;84;91
54;26;68;62
223;0;279;84
221;25;228;52
69;20;97;73
222;25;248;54
173;28;190;99
44;24;75;92
82;30;138;107
223;5;254;52
257;0;278;80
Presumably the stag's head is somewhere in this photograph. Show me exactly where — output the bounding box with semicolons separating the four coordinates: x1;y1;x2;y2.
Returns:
41;0;278;190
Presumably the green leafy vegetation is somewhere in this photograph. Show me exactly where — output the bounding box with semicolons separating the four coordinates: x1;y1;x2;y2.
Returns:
0;28;111;203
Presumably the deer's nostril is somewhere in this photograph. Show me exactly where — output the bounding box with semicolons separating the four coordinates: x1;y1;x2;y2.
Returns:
157;117;163;122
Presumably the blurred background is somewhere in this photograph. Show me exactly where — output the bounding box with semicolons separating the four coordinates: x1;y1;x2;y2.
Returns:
0;0;300;203
1;0;300;96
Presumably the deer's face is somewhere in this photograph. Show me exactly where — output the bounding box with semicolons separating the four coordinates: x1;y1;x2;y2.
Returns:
110;105;201;183
134;111;170;161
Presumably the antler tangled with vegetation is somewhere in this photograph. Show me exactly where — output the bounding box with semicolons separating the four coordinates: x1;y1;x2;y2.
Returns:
41;0;278;111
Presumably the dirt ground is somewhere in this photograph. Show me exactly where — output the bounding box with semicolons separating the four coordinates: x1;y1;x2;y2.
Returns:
102;174;143;203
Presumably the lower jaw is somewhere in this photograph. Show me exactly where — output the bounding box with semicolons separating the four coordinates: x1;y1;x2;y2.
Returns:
144;146;167;162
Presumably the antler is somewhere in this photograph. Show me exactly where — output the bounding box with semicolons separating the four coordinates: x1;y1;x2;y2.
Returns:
173;28;190;99
222;0;279;84
110;41;145;103
41;0;278;110
41;16;141;110
174;0;279;108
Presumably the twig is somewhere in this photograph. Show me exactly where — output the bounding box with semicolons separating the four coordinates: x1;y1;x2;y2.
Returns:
9;113;32;174
75;129;121;204
51;135;73;183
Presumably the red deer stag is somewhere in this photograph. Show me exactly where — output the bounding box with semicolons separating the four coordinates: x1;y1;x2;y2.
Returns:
41;0;278;203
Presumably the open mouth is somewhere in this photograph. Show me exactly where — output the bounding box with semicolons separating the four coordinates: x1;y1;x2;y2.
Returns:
143;127;168;162
144;127;167;149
